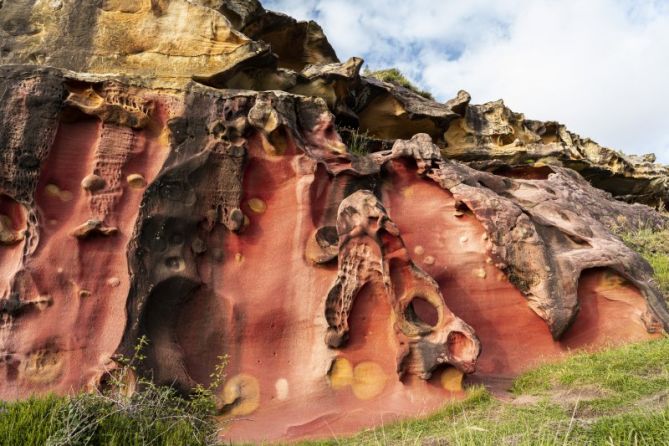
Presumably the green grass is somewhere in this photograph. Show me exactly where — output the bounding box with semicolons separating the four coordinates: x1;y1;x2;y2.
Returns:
0;394;66;446
618;225;669;294
0;389;221;446
649;252;669;293
298;337;669;446
513;338;669;395
363;67;434;100
337;126;373;155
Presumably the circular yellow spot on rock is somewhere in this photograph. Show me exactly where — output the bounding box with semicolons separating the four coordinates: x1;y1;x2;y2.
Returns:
328;357;353;390
107;277;121;288
402;187;415;198
45;184;61;197
59;190;73;202
247;198;266;214
414;245;425;256
459;235;469;244
45;184;72;202
423;255;435;266
352;361;386;400
235;253;244;263
221;373;260;416
441;367;464;392
474;268;487;279
275;378;289;401
127;173;146;189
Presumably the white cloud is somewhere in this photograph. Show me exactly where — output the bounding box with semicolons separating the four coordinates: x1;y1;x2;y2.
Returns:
264;0;669;164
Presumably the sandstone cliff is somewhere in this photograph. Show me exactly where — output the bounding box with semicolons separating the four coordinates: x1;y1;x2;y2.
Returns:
0;0;668;442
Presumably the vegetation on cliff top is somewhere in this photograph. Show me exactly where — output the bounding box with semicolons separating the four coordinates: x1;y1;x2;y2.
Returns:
363;67;434;100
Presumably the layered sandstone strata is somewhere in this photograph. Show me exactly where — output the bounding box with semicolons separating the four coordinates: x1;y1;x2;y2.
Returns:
0;0;668;442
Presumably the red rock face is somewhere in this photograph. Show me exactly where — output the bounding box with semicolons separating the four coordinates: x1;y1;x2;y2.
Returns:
383;159;658;377
0;81;176;400
0;67;667;443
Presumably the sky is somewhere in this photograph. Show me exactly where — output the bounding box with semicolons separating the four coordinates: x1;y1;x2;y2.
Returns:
264;0;669;164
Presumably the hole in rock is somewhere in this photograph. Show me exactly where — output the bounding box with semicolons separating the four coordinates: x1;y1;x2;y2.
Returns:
315;225;338;248
404;297;438;328
492;165;554;180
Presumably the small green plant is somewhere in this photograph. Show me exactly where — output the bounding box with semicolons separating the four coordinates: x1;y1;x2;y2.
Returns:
363;67;434;100
338;126;372;156
192;354;229;415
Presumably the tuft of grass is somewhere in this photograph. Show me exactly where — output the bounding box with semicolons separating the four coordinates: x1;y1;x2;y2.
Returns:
0;394;66;446
363;67;434;100
338;126;373;156
298;337;669;446
581;406;669;445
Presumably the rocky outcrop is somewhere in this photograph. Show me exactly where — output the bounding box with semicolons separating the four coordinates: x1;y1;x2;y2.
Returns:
444;100;669;209
0;0;668;443
0;0;269;87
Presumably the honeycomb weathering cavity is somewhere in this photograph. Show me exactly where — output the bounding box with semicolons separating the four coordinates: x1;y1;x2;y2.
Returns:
1;0;669;442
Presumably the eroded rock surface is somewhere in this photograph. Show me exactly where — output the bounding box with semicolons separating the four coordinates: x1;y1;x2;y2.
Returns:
0;0;668;443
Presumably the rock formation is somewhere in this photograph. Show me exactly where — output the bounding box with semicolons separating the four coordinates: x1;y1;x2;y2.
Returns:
0;0;668;442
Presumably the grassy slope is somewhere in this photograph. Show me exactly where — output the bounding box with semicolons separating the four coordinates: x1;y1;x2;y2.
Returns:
618;226;669;295
300;338;669;446
363;68;434;100
0;389;219;446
